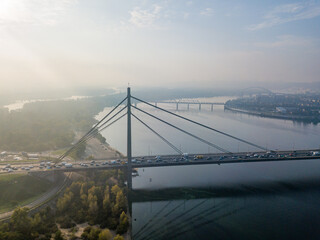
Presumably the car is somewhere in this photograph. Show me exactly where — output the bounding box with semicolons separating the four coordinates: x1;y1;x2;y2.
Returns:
147;160;152;163
206;157;212;160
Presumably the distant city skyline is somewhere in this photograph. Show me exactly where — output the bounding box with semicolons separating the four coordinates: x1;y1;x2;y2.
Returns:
0;0;319;93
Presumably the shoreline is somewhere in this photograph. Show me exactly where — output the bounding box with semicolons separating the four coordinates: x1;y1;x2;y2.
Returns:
224;106;320;123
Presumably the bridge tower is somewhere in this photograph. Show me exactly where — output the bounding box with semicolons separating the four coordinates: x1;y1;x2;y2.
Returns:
127;87;132;190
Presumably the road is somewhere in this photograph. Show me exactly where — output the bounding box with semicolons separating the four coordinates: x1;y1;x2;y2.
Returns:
1;149;319;174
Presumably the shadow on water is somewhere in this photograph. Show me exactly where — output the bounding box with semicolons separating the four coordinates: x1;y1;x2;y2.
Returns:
130;178;320;240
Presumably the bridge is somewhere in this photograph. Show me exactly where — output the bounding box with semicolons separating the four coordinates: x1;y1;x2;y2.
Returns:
12;151;319;174
153;100;225;111
29;87;318;190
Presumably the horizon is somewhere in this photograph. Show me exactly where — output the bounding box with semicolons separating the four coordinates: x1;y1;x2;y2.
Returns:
0;0;319;94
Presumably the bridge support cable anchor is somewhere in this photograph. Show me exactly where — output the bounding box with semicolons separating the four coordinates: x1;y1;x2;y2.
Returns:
61;112;128;159
132;113;183;155
131;105;232;154
132;96;269;152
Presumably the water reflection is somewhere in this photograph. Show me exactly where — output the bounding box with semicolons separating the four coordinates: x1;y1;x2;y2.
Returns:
131;185;320;240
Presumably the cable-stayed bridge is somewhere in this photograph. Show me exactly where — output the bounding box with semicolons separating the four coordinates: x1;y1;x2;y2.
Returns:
52;87;320;190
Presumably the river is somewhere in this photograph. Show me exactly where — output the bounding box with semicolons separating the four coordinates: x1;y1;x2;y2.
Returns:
96;96;320;240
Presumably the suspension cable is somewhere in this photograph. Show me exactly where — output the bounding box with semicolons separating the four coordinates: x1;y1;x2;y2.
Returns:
132;113;183;155
59;97;127;160
132;105;231;154
132;96;269;151
62;112;127;159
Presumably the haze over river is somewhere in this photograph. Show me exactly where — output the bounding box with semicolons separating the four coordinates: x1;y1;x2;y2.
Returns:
97;97;320;240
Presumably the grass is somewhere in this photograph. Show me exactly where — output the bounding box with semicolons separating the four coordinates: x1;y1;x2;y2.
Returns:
51;149;68;156
0;173;53;213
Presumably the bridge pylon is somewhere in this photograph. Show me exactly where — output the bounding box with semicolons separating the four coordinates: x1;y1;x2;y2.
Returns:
127;87;132;190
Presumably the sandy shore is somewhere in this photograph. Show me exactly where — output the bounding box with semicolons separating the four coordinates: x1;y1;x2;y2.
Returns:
84;136;124;160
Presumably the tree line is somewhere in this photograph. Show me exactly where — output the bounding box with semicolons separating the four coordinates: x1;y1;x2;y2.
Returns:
0;169;128;240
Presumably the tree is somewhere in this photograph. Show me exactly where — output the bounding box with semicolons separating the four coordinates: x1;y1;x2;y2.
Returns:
57;191;74;213
88;227;101;240
113;235;124;240
103;186;112;216
111;185;121;200
10;207;32;238
112;191;126;217
98;229;112;240
116;212;129;234
54;230;65;240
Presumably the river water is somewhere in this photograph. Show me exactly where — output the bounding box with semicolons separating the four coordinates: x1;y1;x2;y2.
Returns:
96;97;320;240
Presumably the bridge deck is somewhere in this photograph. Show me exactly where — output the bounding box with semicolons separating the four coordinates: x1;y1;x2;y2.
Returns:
29;155;320;173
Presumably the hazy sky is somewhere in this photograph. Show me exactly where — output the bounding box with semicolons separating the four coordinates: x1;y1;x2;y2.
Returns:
0;0;320;92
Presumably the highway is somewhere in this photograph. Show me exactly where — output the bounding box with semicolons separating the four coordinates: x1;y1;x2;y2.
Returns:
1;149;320;174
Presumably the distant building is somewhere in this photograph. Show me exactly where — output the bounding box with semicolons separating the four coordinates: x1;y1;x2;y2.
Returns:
276;107;287;113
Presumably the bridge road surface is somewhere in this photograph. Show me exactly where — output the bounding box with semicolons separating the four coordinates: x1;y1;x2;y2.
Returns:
1;149;320;174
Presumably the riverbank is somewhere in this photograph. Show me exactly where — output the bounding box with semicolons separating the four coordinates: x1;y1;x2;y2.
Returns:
224;106;320;123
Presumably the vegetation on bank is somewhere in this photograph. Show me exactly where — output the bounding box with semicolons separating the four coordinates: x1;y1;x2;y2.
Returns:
0;170;129;240
0;174;52;213
0;93;123;153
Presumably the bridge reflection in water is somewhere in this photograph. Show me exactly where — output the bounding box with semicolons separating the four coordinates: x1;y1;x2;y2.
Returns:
130;179;320;240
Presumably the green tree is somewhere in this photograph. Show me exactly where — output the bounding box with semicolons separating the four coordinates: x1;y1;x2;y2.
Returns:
103;186;112;216
113;235;124;240
57;191;74;213
54;230;65;240
88;227;101;240
98;229;112;240
112;191;126;217
111;185;121;200
116;211;129;234
10;207;32;238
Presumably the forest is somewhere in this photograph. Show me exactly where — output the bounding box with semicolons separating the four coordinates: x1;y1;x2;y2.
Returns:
0;169;128;240
0;94;124;152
